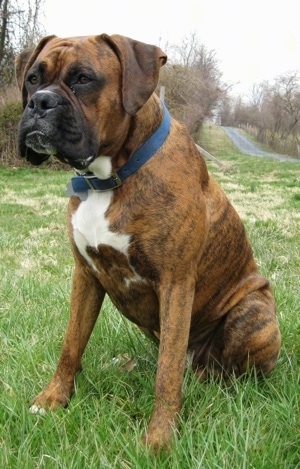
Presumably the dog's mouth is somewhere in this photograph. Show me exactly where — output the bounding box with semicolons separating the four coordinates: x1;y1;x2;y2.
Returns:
56;154;96;170
23;131;96;169
69;155;95;170
25;131;56;156
22;131;54;166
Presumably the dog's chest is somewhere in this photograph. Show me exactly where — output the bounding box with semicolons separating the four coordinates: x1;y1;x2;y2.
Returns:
72;190;130;266
72;189;148;288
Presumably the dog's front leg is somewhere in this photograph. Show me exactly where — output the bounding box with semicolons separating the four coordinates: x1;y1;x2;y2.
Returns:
144;279;194;451
30;265;105;412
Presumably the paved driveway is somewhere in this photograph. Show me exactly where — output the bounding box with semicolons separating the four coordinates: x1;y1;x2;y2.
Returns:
222;127;298;162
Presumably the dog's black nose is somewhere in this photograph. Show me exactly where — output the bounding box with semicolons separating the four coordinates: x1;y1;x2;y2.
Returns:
28;91;62;116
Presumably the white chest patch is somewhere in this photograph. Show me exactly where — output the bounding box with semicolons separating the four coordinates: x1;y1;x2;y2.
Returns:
71;157;131;270
72;190;131;268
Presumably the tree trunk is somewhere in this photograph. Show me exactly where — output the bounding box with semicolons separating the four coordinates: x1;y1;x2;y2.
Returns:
0;0;9;64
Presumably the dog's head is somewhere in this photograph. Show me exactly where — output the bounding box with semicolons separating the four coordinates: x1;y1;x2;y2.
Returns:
16;34;167;169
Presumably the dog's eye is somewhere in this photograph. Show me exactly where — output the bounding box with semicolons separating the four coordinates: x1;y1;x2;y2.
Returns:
28;74;38;85
77;75;91;85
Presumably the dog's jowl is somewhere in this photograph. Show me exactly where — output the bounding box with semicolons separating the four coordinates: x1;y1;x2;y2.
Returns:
16;34;281;451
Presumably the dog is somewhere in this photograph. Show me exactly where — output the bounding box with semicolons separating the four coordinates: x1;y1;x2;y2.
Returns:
16;34;281;451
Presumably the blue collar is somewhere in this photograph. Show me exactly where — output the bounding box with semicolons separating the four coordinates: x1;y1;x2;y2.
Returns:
65;101;171;199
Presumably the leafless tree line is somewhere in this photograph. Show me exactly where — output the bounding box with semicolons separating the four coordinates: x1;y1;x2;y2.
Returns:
220;73;300;157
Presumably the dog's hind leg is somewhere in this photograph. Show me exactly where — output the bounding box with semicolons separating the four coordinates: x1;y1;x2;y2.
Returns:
30;266;105;412
192;285;281;380
221;286;281;377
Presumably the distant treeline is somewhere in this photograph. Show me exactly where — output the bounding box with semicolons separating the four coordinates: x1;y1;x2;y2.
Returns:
220;73;300;158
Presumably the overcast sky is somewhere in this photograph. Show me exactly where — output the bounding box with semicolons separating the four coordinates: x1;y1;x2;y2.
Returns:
42;0;300;97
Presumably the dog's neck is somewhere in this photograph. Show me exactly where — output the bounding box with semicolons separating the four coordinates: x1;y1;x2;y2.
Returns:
128;96;165;150
109;95;165;172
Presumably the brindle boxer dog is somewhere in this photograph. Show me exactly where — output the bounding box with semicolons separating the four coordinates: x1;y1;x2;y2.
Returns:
16;34;281;451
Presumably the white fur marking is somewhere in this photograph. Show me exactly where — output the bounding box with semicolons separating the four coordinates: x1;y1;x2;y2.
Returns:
124;270;144;288
29;405;46;416
88;156;112;179
72;157;132;271
72;190;131;268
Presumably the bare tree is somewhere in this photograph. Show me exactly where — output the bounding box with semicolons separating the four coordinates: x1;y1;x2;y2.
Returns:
0;0;45;88
159;32;225;139
0;0;8;64
273;73;300;135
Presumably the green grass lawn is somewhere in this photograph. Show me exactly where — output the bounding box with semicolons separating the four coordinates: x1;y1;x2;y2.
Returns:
1;127;300;468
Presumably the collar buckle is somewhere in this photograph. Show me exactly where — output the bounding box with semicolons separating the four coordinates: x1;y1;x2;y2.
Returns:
83;172;122;191
110;172;123;188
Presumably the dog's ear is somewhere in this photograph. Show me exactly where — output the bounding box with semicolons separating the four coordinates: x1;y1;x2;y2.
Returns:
100;34;167;116
15;35;57;108
15;48;34;91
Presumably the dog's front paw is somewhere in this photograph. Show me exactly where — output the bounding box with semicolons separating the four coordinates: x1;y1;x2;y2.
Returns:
30;378;74;413
142;423;175;453
142;406;178;452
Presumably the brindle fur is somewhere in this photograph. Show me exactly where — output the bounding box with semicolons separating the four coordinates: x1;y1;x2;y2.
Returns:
16;34;281;451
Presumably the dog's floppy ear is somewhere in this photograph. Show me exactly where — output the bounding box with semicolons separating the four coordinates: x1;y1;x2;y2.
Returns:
100;34;167;116
15;35;57;108
15;48;34;91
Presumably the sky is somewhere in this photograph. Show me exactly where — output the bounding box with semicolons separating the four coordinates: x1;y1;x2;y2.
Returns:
41;0;300;98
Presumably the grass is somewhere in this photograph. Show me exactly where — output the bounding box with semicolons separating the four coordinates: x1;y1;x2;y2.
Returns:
1;127;300;468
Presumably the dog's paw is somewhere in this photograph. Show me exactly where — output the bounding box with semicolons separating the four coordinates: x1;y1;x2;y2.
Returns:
142;415;178;452
29;377;73;412
142;428;173;453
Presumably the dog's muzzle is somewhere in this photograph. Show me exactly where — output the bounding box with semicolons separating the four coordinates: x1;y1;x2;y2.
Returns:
18;90;62;164
18;90;97;169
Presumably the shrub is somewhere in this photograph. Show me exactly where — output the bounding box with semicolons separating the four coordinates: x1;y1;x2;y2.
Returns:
0;100;23;167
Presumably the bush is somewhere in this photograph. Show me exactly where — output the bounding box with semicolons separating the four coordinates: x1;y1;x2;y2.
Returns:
0;100;23;167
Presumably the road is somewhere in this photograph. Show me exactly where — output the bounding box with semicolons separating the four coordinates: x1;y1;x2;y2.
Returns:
222;126;298;162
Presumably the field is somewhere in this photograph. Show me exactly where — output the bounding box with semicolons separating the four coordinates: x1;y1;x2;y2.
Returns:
0;126;299;468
